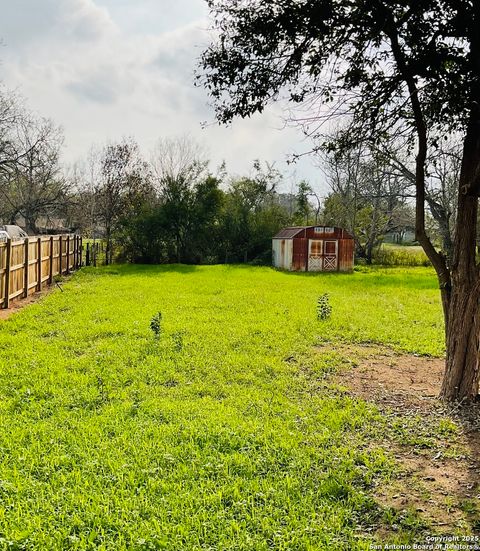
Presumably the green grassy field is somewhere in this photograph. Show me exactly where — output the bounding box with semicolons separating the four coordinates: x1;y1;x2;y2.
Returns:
0;265;447;549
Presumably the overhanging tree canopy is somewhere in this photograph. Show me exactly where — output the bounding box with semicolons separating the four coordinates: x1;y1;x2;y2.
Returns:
198;0;480;402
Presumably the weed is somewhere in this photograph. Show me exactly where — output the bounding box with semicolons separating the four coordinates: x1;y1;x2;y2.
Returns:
95;375;109;407
374;244;431;266
317;293;332;320
150;311;162;340
172;331;185;353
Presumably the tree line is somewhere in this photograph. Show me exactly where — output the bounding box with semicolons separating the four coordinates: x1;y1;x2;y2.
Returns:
0;91;313;264
0;84;459;267
73;137;298;265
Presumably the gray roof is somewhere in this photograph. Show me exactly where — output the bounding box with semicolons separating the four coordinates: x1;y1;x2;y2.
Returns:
273;227;307;239
0;225;28;239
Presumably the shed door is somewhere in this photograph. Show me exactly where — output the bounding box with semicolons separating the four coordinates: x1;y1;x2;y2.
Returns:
308;239;323;271
323;240;338;271
292;238;308;271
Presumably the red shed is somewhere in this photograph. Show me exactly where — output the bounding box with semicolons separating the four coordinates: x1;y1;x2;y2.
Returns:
272;226;354;272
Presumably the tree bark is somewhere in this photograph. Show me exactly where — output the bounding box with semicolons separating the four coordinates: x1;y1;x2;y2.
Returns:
440;132;480;401
383;11;480;401
437;1;480;401
441;276;480;401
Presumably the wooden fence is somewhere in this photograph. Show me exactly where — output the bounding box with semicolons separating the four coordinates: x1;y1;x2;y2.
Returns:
0;234;82;309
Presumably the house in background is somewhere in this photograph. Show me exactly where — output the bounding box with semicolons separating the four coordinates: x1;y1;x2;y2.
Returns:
272;226;354;272
10;216;72;235
384;226;416;244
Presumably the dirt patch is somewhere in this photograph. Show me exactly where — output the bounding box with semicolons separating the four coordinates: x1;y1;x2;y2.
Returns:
378;451;478;531
331;344;444;410
318;343;480;534
0;288;53;321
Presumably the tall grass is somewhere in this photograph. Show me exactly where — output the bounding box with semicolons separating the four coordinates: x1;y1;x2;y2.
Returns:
373;244;431;267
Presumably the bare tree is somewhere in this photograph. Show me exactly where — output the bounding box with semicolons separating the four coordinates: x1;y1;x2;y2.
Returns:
0;116;67;233
149;136;211;262
63;158;97;236
375;137;460;265
425;143;460;265
321;142;410;263
151;136;209;190
95;138;151;264
0;86;26;174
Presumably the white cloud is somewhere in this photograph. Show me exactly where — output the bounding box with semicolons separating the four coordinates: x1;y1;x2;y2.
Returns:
0;0;325;193
1;0;115;51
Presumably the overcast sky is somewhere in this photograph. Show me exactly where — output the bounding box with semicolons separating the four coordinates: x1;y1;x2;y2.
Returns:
0;0;325;193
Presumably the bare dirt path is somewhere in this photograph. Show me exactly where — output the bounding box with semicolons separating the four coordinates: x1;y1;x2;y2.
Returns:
319;343;480;534
0;286;57;321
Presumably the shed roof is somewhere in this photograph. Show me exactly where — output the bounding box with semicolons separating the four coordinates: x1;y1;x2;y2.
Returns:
273;226;354;240
273;227;306;239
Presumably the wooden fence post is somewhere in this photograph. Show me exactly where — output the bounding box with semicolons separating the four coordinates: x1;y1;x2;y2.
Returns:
4;238;11;309
73;235;76;269
49;236;54;283
37;237;42;291
24;237;29;298
66;235;70;274
59;235;63;275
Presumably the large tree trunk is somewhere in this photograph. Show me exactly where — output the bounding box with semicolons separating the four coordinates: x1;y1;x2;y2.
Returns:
440;135;480;401
25;213;38;235
439;22;480;401
385;7;480;403
441;277;480;401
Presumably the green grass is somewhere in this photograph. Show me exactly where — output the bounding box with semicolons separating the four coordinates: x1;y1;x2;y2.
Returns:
0;265;445;549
